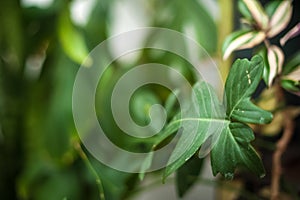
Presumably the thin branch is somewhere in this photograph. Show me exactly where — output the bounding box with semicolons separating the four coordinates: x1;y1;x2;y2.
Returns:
270;84;295;200
73;140;106;200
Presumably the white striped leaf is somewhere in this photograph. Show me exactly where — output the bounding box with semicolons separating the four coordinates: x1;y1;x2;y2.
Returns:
242;0;269;30
280;23;300;46
222;30;265;60
267;0;293;38
281;65;300;94
267;45;284;86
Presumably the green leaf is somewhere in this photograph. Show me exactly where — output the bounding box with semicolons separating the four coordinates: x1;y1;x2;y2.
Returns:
211;122;265;179
282;51;300;75
58;8;91;67
225;55;273;124
281;65;300;93
222;30;265;60
176;155;204;197
164;89;180;120
162;82;228;181
139;152;154;181
186;0;217;54
281;79;300;92
130;89;161;126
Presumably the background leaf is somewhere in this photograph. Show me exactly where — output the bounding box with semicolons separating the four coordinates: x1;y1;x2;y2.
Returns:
176;155;204;197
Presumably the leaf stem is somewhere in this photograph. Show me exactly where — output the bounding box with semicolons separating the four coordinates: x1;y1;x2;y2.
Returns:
270;81;295;200
73;140;105;200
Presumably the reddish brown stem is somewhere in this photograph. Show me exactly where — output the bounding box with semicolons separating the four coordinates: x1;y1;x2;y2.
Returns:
270;84;295;200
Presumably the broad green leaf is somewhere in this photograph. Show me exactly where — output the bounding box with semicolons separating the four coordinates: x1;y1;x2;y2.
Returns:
267;0;292;38
162;82;228;181
176;155;204;197
266;45;284;86
58;8;91;67
222;30;265;60
225;56;273;124
241;0;269;30
211;122;265;179
280;23;300;46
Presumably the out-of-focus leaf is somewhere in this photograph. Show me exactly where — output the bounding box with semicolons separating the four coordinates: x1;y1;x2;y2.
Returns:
211;122;265;179
138;152;153;181
58;8;91;67
280;23;300;46
282;51;300;75
241;0;269;30
267;0;292;38
164;89;179;120
238;0;253;20
222;30;265;60
265;0;282;17
176;156;204;197
182;0;218;54
281;65;300;93
266;45;284;86
130;89;161;126
225;56;273;124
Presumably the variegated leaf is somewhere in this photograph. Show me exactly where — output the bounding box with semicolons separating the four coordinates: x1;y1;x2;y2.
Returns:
267;45;284;86
280;23;300;46
242;0;269;30
284;65;300;82
267;0;292;38
223;30;265;60
281;66;300;94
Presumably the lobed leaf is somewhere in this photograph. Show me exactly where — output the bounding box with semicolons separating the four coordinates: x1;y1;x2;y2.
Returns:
162;82;228;181
225;55;273;124
222;30;265;60
211;122;265;179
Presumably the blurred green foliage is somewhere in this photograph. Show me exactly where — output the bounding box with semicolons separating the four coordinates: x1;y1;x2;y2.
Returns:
0;0;218;199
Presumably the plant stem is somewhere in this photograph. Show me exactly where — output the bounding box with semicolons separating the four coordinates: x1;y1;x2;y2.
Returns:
270;82;295;200
218;0;233;82
73;140;105;200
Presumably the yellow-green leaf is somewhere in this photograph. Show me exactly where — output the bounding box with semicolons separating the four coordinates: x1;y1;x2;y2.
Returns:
58;8;91;67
